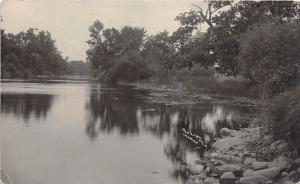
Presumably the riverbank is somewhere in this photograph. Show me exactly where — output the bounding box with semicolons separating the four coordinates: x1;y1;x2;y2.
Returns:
182;126;300;184
129;80;300;184
129;79;255;106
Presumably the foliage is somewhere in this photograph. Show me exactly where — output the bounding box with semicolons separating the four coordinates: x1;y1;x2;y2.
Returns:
269;90;300;155
175;1;300;76
238;20;300;94
104;50;153;84
142;31;174;72
1;29;67;78
86;20;146;71
65;60;90;76
86;20;152;83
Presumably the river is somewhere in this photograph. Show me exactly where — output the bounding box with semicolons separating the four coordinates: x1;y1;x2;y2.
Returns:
1;79;252;184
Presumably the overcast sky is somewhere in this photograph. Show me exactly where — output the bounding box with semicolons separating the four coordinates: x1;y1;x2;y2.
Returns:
1;0;203;61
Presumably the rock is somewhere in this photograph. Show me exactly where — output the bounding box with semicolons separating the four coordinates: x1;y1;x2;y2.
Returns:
270;156;290;170
215;164;242;174
244;158;257;165
277;142;288;150
193;164;204;174
212;137;243;152
270;140;284;151
296;167;300;174
214;160;225;166
281;172;289;177
220;127;239;138
204;177;219;184
252;162;269;171
282;181;294;184
239;175;269;184
211;152;220;158
195;160;202;165
249;167;281;179
294;158;300;166
243;169;254;177
220;172;235;184
220;171;235;178
195;173;207;179
210;173;220;177
265;181;273;184
288;170;297;179
263;135;272;142
244;151;251;156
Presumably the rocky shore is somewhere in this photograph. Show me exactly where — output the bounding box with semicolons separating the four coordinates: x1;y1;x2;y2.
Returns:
129;80;300;184
185;127;300;184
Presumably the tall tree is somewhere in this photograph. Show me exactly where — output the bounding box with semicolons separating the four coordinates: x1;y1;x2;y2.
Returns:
174;1;300;76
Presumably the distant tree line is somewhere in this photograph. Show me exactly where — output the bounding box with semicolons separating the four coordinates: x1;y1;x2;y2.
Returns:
65;60;90;76
1;28;67;78
1;28;90;78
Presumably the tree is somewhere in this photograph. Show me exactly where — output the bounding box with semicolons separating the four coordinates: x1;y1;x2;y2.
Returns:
238;20;300;94
1;28;67;78
174;1;300;76
86;20;150;83
142;31;174;71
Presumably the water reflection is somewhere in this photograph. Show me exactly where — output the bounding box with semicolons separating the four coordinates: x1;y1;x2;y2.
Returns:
85;85;148;139
1;94;54;121
1;82;250;184
85;85;247;181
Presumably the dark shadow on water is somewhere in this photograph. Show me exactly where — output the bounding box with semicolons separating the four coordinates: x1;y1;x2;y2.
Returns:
85;84;149;139
1;94;54;121
85;84;250;181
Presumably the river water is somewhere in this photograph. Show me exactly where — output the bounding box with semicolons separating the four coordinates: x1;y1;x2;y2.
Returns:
1;79;251;184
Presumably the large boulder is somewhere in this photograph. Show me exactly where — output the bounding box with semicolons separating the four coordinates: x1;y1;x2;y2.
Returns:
212;137;243;152
219;127;240;138
252;162;269;171
249;167;281;179
243;169;254;177
215;164;242;175
239;175;269;184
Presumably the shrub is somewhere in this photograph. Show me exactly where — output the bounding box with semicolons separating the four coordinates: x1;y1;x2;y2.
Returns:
269;90;300;155
104;60;153;84
239;21;300;95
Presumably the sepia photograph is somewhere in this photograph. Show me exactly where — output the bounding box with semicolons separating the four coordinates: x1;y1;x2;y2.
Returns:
0;0;300;184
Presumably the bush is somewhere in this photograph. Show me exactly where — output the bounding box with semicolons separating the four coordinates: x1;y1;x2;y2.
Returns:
239;21;300;95
269;90;300;155
104;60;153;84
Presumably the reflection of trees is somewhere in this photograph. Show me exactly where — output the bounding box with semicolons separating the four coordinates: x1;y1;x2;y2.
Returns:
85;85;147;139
85;84;247;181
1;94;54;121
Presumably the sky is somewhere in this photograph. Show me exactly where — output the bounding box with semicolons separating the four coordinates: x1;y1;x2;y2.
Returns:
1;0;203;61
